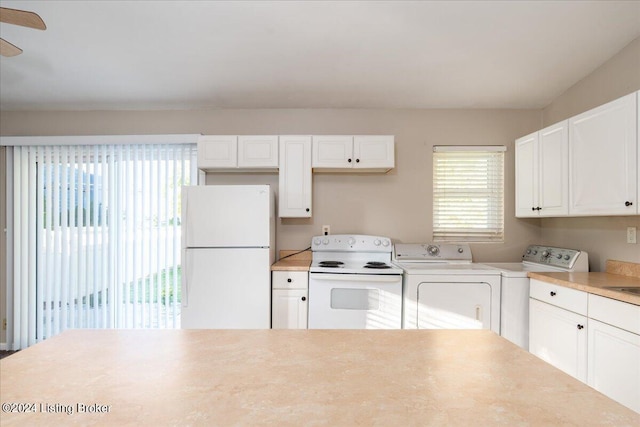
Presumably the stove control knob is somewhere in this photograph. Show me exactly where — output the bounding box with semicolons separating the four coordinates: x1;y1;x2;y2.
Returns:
322;238;329;245
382;239;390;247
542;250;550;258
427;245;440;256
556;254;563;259
458;248;464;253
564;255;571;260
374;239;381;246
526;249;532;255
532;250;538;255
313;238;322;246
348;237;356;246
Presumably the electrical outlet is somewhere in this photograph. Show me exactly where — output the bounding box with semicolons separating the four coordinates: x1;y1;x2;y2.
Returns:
627;227;637;244
322;225;330;236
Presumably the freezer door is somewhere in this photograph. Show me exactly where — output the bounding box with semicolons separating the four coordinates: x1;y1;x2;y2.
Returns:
183;185;272;248
182;248;271;329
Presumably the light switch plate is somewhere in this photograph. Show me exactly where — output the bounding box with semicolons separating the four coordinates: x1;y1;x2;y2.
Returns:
627;227;637;244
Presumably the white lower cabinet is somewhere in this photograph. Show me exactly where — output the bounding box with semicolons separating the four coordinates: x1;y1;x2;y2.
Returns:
272;271;308;329
530;279;640;413
529;298;588;382
587;294;640;413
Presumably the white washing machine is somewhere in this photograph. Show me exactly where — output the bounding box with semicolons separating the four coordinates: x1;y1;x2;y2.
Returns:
481;245;589;350
394;243;502;333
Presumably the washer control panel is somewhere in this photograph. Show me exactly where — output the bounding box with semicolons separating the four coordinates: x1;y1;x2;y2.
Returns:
522;245;581;268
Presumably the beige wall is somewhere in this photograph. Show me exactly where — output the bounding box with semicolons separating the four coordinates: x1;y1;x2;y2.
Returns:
540;36;640;272
0;108;542;263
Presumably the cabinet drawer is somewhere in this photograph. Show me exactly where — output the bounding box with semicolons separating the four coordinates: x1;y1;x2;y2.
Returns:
589;294;640;334
272;271;308;290
530;279;587;315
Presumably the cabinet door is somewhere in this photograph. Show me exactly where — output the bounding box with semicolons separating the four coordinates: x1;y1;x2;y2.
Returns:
538;121;569;216
272;289;308;329
353;136;394;170
569;93;637;215
197;135;238;169
238;135;279;168
279;136;312;217
312;136;353;168
588;318;640;413
529;298;587;382
515;132;538;217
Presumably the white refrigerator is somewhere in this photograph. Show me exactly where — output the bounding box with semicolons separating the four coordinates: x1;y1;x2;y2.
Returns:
181;185;275;329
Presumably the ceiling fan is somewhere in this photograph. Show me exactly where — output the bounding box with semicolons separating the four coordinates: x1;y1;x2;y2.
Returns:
0;6;46;57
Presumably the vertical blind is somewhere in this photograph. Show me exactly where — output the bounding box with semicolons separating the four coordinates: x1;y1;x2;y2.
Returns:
433;146;505;242
9;143;197;349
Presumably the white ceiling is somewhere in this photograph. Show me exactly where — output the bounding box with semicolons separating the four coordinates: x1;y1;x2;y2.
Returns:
0;1;639;111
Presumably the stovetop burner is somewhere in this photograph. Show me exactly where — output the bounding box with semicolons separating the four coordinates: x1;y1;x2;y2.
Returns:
364;262;392;269
318;261;344;268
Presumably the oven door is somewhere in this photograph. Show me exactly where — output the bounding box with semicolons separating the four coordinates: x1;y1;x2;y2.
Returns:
308;273;402;329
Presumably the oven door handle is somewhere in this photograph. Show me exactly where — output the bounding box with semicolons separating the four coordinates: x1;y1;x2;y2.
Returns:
309;274;401;283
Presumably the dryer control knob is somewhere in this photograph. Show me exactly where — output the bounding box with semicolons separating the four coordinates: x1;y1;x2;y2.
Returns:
382;239;390;247
374;239;381;246
322;238;329;245
427;245;440;256
313;238;322;246
348;237;356;246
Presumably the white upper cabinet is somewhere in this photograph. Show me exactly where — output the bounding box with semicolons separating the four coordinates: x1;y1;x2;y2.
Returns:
312;135;394;172
279;136;312;218
238;136;279;168
198;135;238;169
515;121;569;217
569;93;637;215
515;132;538;217
197;135;279;171
312;135;353;168
353;135;395;170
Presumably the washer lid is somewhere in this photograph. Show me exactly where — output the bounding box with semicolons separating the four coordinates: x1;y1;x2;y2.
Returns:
481;262;565;278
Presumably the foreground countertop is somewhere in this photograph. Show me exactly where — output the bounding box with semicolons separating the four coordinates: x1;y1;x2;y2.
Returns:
1;329;638;426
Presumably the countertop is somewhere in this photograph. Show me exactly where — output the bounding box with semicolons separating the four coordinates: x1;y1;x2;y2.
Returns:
1;329;638;426
271;249;311;271
528;260;640;306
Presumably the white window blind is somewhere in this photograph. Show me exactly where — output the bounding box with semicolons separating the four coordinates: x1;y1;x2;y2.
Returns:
433;146;505;242
8;143;197;349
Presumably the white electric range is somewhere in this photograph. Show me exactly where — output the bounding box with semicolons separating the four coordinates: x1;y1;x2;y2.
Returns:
394;243;502;333
481;245;589;350
308;234;403;329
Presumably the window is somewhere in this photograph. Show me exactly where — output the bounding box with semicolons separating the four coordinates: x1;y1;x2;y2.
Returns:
433;146;505;242
6;139;197;349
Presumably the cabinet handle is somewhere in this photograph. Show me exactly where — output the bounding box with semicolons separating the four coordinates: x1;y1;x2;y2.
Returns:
348;158;352;163
577;324;584;330
625;201;633;206
301;296;306;301
550;291;556;296
536;207;542;211
305;208;310;212
287;278;292;283
532;207;536;211
356;158;360;163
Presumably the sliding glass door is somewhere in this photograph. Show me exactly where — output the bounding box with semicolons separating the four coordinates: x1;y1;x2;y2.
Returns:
10;143;197;348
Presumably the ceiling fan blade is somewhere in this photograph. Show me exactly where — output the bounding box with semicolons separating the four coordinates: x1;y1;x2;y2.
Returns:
0;38;23;57
0;7;46;30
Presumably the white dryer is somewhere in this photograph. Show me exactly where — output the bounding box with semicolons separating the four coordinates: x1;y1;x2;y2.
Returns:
481;245;588;350
394;244;502;333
